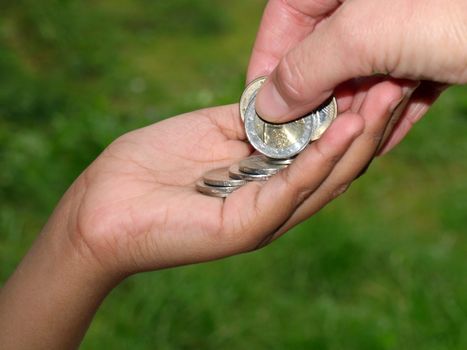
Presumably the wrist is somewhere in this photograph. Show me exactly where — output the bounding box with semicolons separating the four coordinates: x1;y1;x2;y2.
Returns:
0;183;122;349
43;178;125;287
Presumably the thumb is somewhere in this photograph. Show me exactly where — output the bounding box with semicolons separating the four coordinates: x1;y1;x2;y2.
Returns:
255;7;377;123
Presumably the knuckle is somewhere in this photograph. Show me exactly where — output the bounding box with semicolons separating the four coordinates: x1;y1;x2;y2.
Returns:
275;54;308;103
279;170;306;205
367;131;384;146
252;232;275;251
314;142;341;167
331;7;358;46
356;162;371;179
277;168;312;208
278;166;295;188
330;183;350;199
252;219;289;252
331;5;373;74
279;162;312;204
295;188;313;207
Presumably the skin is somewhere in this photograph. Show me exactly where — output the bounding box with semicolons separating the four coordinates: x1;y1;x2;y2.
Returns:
0;78;403;348
3;1;466;346
249;0;467;154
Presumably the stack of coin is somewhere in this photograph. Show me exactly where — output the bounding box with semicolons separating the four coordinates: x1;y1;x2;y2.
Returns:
196;76;337;198
196;167;247;198
196;155;293;197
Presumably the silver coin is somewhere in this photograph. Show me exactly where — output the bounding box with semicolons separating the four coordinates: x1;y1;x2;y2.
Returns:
203;167;247;187
196;180;239;198
309;97;338;141
240;76;266;122
242;77;338;159
266;157;295;165
244;90;314;159
229;163;271;182
239;155;287;176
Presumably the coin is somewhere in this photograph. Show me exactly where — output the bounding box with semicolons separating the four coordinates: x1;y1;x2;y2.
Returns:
309;97;338;141
203;167;247;187
266;157;295;165
196;180;239;198
229;163;271;182
244;90;314;159
240;76;266;122
239;155;288;176
196;75;337;198
244;85;337;159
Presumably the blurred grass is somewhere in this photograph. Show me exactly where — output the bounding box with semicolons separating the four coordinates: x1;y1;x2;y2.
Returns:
1;1;466;349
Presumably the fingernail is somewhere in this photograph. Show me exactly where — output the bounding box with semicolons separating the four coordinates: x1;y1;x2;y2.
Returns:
402;84;418;96
389;85;417;113
256;81;290;123
389;96;405;113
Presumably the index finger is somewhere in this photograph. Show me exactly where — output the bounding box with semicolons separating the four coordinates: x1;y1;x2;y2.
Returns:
247;0;344;83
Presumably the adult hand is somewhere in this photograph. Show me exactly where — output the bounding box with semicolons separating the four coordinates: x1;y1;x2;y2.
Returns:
248;0;466;153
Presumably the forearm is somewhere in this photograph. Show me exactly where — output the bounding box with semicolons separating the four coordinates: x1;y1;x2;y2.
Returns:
0;208;119;349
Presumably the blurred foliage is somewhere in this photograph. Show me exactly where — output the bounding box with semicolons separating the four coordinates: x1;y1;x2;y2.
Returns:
1;1;466;349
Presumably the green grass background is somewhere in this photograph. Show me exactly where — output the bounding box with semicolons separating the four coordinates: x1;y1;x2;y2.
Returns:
1;1;466;349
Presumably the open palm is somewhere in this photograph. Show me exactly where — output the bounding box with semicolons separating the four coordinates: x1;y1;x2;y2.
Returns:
67;96;400;275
